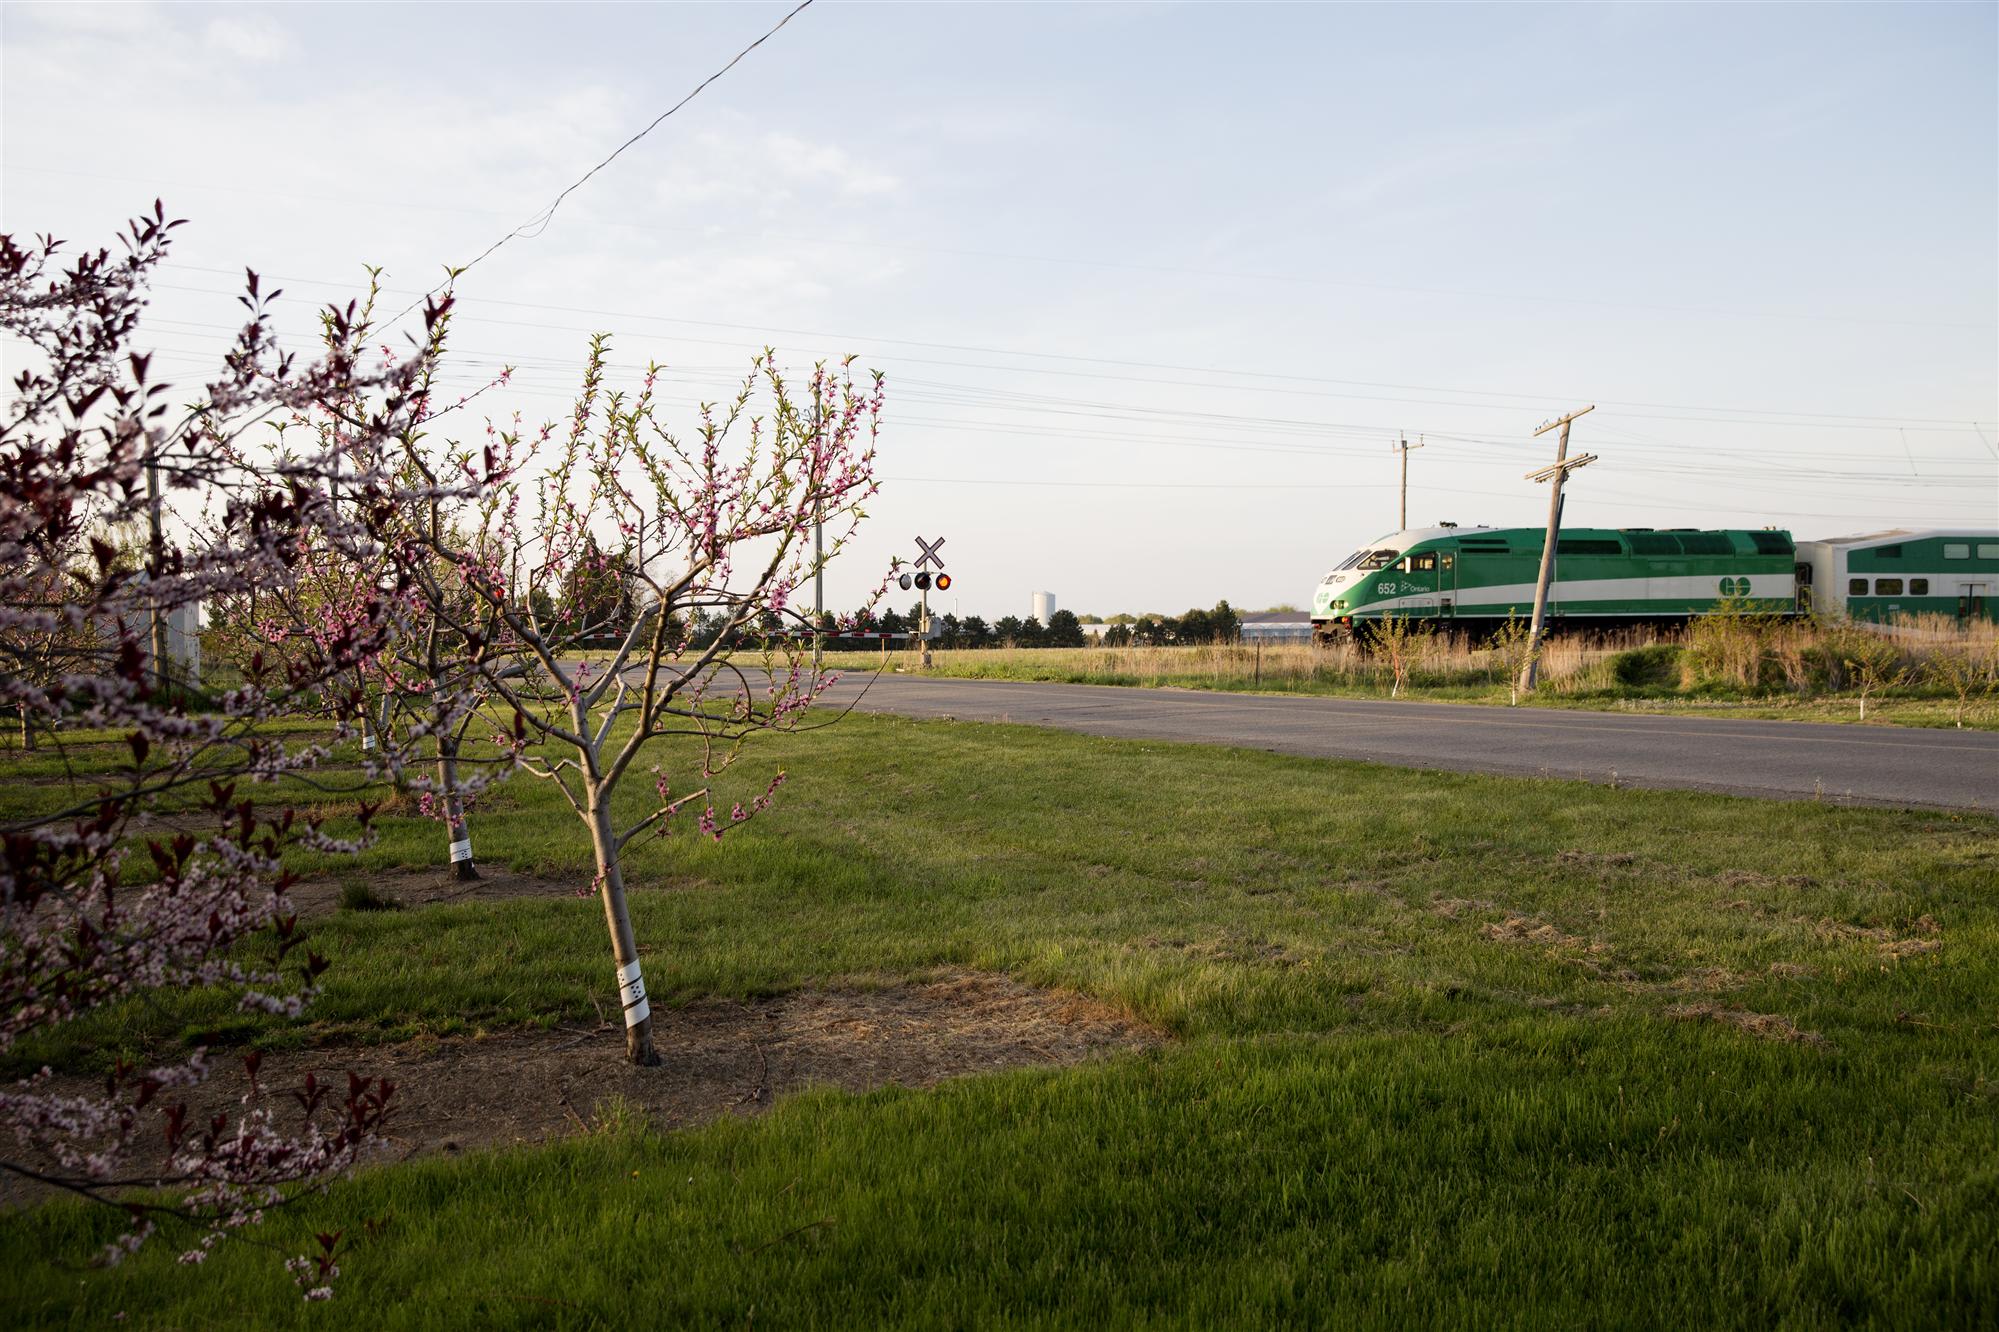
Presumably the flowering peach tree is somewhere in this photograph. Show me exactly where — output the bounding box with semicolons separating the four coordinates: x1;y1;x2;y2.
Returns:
212;286;515;883
376;335;883;1065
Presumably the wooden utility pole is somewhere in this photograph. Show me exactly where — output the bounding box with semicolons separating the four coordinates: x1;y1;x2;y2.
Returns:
1517;405;1598;694
1395;434;1425;531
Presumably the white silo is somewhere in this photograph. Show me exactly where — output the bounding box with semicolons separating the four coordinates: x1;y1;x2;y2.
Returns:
1031;591;1056;623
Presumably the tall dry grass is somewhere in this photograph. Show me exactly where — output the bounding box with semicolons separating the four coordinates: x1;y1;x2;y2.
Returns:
847;629;1651;697
836;614;1998;719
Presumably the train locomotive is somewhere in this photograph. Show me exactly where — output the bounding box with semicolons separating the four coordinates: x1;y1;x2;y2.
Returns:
1310;525;1999;646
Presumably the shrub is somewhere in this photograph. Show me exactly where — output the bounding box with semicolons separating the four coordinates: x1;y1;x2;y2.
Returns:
1610;643;1683;691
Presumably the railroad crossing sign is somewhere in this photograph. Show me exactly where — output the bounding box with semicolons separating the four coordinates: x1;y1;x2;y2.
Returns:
914;535;946;570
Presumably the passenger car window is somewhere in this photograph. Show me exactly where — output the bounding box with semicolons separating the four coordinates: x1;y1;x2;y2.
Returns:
1848;578;1868;595
1980;544;1999;559
1910;578;1929;595
1875;578;1903;595
1944;544;1970;559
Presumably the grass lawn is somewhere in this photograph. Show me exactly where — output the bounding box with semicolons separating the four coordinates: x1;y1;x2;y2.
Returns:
2;712;1995;1327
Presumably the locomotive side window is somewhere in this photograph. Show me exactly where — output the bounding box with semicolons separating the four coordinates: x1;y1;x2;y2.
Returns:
1874;578;1904;595
1911;578;1929;595
1944;544;1970;559
1357;549;1399;570
1408;553;1438;572
1848;578;1868;595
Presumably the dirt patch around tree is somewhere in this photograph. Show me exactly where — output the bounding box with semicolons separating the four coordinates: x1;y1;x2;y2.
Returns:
288;866;584;916
358;972;1164;1160
3;972;1165;1201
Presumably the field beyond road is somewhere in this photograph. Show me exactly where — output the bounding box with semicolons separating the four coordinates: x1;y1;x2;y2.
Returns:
819;672;1999;810
4;713;1996;1327
820;628;1999;732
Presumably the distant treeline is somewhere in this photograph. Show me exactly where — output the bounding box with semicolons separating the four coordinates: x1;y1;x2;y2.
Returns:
460;583;1253;652
803;600;1246;649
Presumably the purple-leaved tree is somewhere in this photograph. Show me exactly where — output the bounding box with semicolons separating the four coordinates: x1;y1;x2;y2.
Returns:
0;206;468;1296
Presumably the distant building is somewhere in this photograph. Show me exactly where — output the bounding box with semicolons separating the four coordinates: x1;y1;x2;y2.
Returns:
142;602;202;687
1031;591;1056;623
1238;611;1313;643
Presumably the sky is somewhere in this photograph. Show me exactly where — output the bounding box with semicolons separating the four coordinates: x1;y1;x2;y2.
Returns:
4;1;1995;619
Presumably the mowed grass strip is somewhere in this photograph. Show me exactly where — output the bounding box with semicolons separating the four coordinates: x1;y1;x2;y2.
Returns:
2;713;1995;1326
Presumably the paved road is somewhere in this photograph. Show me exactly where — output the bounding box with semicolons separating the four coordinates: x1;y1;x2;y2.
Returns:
817;674;1999;811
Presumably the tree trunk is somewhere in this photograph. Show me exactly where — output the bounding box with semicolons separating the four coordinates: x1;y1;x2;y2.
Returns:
18;702;32;752
588;794;658;1065
437;735;479;882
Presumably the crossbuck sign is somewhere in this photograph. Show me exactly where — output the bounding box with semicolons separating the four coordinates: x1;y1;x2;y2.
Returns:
914;535;946;570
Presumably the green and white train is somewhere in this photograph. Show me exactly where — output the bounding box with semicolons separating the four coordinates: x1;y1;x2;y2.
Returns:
1796;529;1998;625
1310;524;1999;645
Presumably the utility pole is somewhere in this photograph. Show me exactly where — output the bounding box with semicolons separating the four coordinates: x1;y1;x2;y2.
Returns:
1517;405;1597;694
146;456;169;694
1395;434;1425;531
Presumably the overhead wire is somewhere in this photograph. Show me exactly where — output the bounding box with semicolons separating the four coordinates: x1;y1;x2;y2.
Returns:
129;313;1996;484
375;0;817;330
150;270;1993;432
130;280;1996;517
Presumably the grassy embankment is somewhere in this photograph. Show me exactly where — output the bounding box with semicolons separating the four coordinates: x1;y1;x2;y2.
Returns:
2;712;1995;1327
828;615;1999;729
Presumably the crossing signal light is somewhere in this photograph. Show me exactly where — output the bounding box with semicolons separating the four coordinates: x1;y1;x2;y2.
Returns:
898;573;913;590
914;572;932;591
935;573;952;591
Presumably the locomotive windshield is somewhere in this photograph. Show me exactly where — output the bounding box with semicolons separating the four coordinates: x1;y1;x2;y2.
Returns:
1324;546;1404;581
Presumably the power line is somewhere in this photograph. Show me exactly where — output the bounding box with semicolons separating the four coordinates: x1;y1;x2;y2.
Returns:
379;0;816;328
877;474;1975;524
128;330;1993;519
128;307;1996;460
127;323;1996;495
151;269;1992;431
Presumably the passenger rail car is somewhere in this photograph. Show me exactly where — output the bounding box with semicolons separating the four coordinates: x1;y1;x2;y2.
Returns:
1795;529;1997;625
